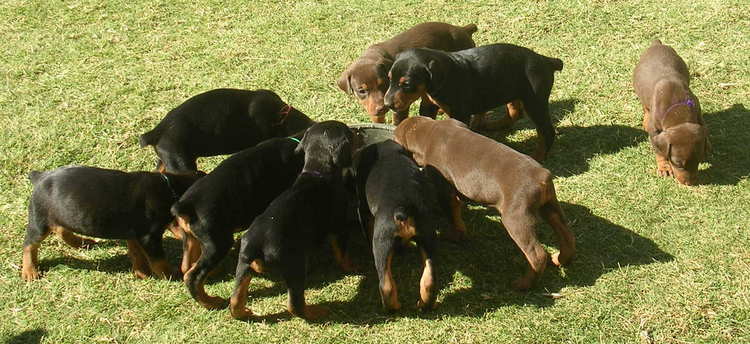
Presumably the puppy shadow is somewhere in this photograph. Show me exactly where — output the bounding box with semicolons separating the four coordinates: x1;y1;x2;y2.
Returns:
701;104;750;185
316;201;671;324
4;328;47;344
37;237;185;279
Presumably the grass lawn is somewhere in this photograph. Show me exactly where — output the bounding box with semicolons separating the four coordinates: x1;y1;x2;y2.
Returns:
1;0;749;343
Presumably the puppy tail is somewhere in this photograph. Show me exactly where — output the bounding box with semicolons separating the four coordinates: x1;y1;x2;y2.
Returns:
28;170;47;185
139;129;161;148
462;23;478;34
547;57;564;72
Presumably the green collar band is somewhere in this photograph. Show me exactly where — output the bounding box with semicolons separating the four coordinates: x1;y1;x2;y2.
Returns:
289;137;301;144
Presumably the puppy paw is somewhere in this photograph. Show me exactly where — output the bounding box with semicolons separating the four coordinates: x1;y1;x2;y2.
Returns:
200;296;229;310
416;299;435;312
21;268;40;281
230;306;254;320
303;305;329;320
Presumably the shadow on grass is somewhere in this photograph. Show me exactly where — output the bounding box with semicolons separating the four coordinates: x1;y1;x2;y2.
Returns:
478;98;645;177
5;328;47;344
289;202;673;325
701;103;749;185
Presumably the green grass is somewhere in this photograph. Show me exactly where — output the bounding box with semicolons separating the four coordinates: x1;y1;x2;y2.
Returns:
1;0;749;343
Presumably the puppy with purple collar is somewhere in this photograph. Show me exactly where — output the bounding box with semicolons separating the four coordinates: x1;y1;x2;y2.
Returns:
633;39;710;185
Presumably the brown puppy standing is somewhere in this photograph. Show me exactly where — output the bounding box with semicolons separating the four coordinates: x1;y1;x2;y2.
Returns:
394;117;575;290
338;22;477;124
633;39;709;185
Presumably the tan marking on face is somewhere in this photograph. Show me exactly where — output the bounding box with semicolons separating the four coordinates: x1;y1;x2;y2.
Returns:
391;83;427;113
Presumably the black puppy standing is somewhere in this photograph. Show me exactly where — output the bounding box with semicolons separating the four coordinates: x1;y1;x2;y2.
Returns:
140;88;314;173
171;136;306;310
22;166;203;281
355;140;455;312
384;44;563;161
229;121;356;321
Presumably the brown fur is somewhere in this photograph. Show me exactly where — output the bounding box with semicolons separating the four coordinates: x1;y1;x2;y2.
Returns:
394;117;575;289
633;39;709;185
338;22;477;123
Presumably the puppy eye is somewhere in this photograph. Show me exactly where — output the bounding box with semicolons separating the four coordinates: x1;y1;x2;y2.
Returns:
357;89;367;95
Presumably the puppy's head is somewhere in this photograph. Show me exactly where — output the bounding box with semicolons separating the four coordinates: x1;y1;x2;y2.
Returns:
650;122;709;186
338;58;393;119
295;121;355;171
384;49;445;113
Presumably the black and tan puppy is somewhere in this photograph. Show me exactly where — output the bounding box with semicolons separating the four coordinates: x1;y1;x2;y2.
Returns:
229;121;356;321
338;22;477;124
22;166;204;281
140;88;314;173
384;44;563;161
171;136;305;310
394;117;575;290
633;39;709;185
355;139;458;312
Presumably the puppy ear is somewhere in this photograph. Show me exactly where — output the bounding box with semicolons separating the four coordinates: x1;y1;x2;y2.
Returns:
294;130;308;155
425;59;445;92
337;70;352;94
650;131;671;156
376;59;393;79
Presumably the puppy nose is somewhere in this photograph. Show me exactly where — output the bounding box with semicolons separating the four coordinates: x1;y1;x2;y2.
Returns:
375;105;387;114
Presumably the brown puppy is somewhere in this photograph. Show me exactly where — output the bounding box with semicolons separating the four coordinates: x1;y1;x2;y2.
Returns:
394;117;575;290
338;22;477;124
633;39;709;185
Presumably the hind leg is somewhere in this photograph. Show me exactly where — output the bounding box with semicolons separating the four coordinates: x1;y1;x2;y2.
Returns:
21;224;51;281
137;228;176;279
539;199;576;267
498;205;548;290
523;98;555;162
53;226;96;249
229;257;256;319
126;239;152;279
284;253;327;320
184;230;233;309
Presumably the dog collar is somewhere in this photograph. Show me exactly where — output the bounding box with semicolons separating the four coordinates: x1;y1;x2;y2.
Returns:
300;170;329;178
664;98;695;115
160;173;179;199
279;104;293;117
288;137;301;144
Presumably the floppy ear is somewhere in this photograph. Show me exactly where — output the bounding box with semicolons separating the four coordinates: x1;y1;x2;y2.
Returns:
331;140;353;168
337;70;352;94
376;59;393;80
650;131;671;157
294;130;308;155
425;59;445;92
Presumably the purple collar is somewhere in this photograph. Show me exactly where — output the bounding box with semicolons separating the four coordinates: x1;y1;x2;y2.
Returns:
301;170;329;178
664;98;696;115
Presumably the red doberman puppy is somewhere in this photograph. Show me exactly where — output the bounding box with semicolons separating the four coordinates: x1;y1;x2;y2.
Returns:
394;117;575;290
633;39;710;185
385;44;564;161
338;22;477;125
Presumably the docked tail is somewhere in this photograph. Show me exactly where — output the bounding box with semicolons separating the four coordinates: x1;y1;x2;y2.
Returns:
139;128;161;148
462;23;478;34
548;57;564;72
28;171;48;185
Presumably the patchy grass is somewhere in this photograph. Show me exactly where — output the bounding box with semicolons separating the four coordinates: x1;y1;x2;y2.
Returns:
1;0;749;343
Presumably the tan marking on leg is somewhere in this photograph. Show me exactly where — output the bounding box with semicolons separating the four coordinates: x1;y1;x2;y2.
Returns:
531;139;547;162
147;258;174;279
53;226;96;249
21;243;42;281
538;195;576;267
176;216;201;274
380;252;401;311
443;195;466;241
127;239;152;279
249;259;264;274
230;273;254;319
330;238;356;273
184;267;228;310
642;104;650;131
416;249;435;310
168;221;184;241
